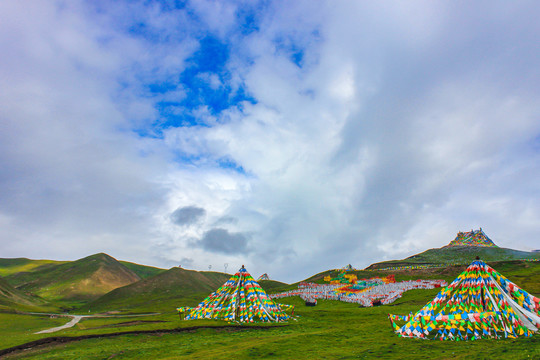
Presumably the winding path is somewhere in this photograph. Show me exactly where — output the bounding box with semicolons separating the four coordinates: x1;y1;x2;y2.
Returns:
28;312;160;334
35;316;85;334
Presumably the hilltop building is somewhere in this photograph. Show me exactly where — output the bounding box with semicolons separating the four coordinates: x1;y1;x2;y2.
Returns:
257;273;270;281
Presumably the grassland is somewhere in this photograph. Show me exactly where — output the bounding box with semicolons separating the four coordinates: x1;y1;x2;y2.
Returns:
0;313;72;349
1;260;538;359
2;292;539;359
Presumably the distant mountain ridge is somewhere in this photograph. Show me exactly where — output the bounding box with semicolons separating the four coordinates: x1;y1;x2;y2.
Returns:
3;253;141;302
1;245;537;314
367;229;540;270
367;245;539;270
83;267;231;312
0;253;226;313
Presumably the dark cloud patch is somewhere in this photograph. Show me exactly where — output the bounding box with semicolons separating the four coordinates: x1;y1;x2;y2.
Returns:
194;228;249;254
214;216;238;225
171;206;206;226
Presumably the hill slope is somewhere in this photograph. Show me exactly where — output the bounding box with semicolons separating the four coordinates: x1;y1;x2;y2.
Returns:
0;257;164;281
119;261;166;279
4;253;141;303
83;267;231;313
0;258;67;277
258;279;290;293
0;276;50;312
367;245;539;269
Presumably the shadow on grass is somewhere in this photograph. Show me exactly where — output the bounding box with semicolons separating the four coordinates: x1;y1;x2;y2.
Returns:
0;324;288;358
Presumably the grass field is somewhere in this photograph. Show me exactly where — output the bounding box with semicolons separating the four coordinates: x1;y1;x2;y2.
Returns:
1;260;538;359
0;313;71;349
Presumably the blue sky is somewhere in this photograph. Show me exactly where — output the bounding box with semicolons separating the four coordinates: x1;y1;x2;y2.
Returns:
0;0;539;282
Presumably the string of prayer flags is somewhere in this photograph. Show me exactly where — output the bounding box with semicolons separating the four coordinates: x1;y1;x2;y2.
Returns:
389;259;540;340
177;266;293;323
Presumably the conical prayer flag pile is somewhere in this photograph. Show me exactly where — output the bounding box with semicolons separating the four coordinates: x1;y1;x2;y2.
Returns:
389;259;540;340
447;228;497;247
177;266;292;323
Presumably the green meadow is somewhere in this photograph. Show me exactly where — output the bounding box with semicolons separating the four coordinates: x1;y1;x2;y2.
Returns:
1;291;538;359
1;260;538;359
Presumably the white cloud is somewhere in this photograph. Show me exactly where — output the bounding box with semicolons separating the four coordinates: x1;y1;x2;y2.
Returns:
1;0;539;281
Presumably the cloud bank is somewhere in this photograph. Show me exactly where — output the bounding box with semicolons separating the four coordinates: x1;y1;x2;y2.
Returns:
0;0;539;282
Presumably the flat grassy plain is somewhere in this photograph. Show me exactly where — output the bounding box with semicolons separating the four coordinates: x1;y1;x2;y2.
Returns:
0;313;70;349
1;261;539;359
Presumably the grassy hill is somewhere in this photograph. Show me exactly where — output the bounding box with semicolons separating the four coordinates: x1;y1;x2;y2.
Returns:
82;267;231;313
83;259;540;315
367;245;540;269
0;276;36;310
119;261;166;279
4;253;141;305
0;276;55;312
0;258;67;277
258;279;290;293
0;257;166;281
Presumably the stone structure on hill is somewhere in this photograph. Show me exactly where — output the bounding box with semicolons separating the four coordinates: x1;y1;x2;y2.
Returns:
257;273;270;281
446;228;497;247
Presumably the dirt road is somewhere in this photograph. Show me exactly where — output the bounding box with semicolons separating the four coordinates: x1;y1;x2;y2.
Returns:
29;313;160;334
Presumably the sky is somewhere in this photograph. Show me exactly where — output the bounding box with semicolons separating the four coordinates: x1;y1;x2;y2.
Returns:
0;0;539;283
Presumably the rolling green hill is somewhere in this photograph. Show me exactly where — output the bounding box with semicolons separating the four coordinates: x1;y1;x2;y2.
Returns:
83;267;231;313
0;276;52;312
4;253;141;304
367;245;540;269
0;258;67;277
258;279;290;293
119;261;166;279
0;257;166;281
